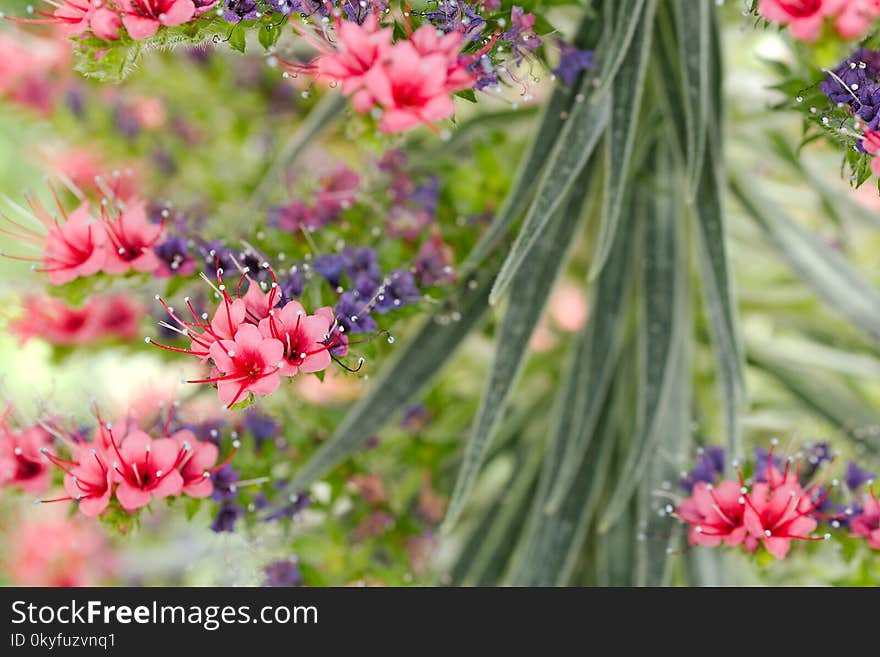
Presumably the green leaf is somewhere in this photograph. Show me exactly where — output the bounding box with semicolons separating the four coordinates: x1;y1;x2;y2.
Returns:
488;96;610;304
674;0;711;198
731;176;880;344
453;89;477;103
694;149;745;459
258;23;281;50
598;151;687;532
228;24;247;53
506;393;618;586
749;347;880;453
443;164;594;530
590;0;648;101
589;0;656;281
461;13;606;271
544;180;637;511
274;264;497;498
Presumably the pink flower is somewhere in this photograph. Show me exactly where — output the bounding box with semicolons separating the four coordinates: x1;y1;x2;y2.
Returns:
101;201;163;274
835;0;880;39
3;511;116;586
850;491;880;549
362;31;475;133
11;294;141;346
258;301;333;376
2;200;107;285
170;429;217;498
204;324;285;408
758;0;846;41
0;415;53;496
117;0;197;41
12;0;122;41
60;444;115;517
742;478;824;559
676;480;757;550
109;429;184;511
313;15;393;94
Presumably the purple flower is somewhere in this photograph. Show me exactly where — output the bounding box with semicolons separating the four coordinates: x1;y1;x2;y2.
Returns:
196;239;235;276
268;200;314;232
415;238;456;286
153;236;196;277
799;441;832;481
211;503;244;533
553;39;594;87
222;0;260;23
401;403;431;432
468;54;499;91
181;419;226;445
264;559;303;586
211;465;241;502
313;254;348;287
374;270;421;314
845;461;876;491
244;410;278;451
334;292;377;334
754;446;783;483
278;267;304;304
343;247;382;285
820;49;880;130
426;0;486;42
679;446;725;492
501;6;542;62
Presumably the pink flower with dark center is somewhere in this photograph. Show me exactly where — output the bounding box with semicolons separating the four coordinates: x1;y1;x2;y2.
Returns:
758;0;846;41
11;0;122;41
742;478;827;559
675;480;757;550
11;294;141;346
59;444;115;517
0;414;52;496
258;301;333;377
116;0;199;41
170;429;218;498
101;201;163;274
107;429;184;511
311;15;393;94
2;200;108;286
850;490;880;549
201;324;285;408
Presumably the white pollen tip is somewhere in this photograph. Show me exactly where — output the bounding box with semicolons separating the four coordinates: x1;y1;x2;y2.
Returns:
144;337;152;343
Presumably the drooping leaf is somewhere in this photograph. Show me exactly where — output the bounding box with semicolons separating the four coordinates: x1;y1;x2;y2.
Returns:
731;176;880;344
443;164;595;529
590;0;648;102
694;145;745;459
489;96;610;304
273;263;497;500
674;0;711;197
589;0;656;281
599;150;687;532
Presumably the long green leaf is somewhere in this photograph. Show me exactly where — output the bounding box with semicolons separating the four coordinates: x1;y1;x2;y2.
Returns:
544;185;637;511
462;11;607;271
443;165;595;529
590;0;648;101
589;0;656;281
731;177;880;344
694;147;745;459
275;265;496;498
750;347;880;452
674;0;711;197
598;152;687;532
488;95;611;304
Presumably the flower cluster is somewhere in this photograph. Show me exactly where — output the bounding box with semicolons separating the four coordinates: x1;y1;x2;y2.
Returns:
18;0;215;42
758;0;880;42
672;442;879;558
35;410;227;516
10;294;141;346
148;265;344;407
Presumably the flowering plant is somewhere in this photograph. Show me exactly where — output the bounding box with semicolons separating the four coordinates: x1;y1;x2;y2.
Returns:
0;0;879;588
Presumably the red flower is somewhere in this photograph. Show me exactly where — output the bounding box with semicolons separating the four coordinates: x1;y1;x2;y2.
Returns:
170;429;218;498
202;324;284;408
675;480;757;551
258;301;333;377
108;429;184;511
850;491;880;549
0;412;52;496
101;201;163;275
